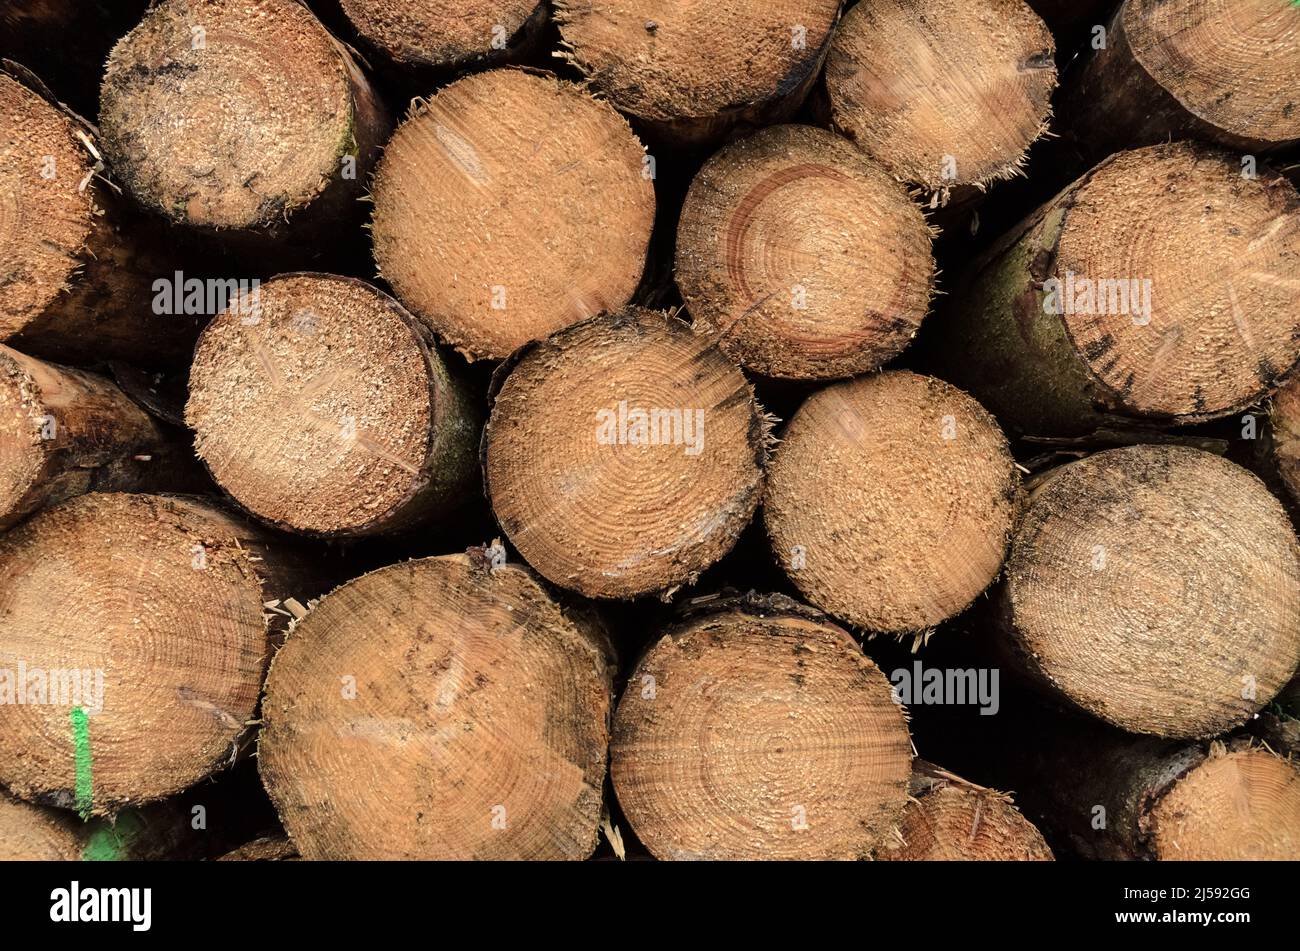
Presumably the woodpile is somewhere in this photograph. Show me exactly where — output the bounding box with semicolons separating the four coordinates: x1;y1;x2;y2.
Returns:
0;0;1296;869
0;791;81;860
1269;375;1300;507
217;834;298;862
1;785;257;860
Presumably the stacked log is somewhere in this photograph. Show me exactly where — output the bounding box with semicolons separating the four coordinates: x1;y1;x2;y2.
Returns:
555;0;841;147
0;493;321;816
98;0;390;247
0;346;174;530
483;308;768;599
764;370;1019;635
370;68;655;360
1063;0;1300;157
823;0;1057;207
609;594;913;860
999;445;1300;738
0;791;82;860
940;703;1300;861
0;63;202;366
337;0;548;70
258;551;614;860
875;762;1053;861
942;142;1300;436
186;273;479;538
675;124;935;380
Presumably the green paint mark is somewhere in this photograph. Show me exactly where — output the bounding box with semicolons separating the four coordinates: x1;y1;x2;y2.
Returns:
70;706;93;819
81;828;121;862
82;812;144;862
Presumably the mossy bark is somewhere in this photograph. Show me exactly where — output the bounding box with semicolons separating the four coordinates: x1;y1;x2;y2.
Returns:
940;182;1117;437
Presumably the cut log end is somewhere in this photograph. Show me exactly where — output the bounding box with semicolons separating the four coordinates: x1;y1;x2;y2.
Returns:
0;72;96;338
1054;143;1300;420
339;0;544;67
371;68;655;360
555;0;840;142
258;554;613;860
765;370;1019;634
99;0;361;230
1124;0;1300;147
1006;445;1300;738
484;307;768;599
186;273;478;538
948;142;1300;435
1149;748;1300;861
825;0;1057;190
879;780;1054;861
0;493;281;815
610;600;912;860
0;792;82;860
676;124;935;380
